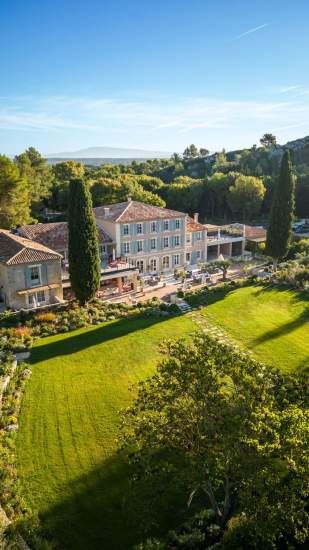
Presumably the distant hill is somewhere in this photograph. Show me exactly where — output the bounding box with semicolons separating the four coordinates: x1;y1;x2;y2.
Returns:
46;146;171;160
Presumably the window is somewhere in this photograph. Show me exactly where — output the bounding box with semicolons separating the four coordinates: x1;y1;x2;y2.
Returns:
123;224;129;235
28;290;46;308
37;290;46;304
29;265;41;287
150;258;157;271
136;259;144;272
99;244;107;255
151;221;157;232
162;256;170;269
163;237;169;248
163;220;169;231
137;240;143;252
124;242;130;254
150;238;156;250
196;250;201;260
174;235;180;246
196;232;201;241
136;223;143;234
186;252;191;262
175;219;180;229
173;254;180;266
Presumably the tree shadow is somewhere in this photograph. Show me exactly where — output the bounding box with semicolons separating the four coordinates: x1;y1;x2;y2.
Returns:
251;308;309;347
30;453;190;550
252;283;309;305
30;314;181;365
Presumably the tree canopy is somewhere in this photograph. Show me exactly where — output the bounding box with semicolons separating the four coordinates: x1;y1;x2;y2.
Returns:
0;155;32;228
227;175;266;221
260;133;277;148
122;334;308;548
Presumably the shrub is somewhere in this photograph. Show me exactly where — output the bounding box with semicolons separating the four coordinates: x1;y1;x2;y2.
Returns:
34;312;57;323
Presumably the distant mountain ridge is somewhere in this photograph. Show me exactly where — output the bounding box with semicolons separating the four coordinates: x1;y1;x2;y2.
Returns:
46;146;171;159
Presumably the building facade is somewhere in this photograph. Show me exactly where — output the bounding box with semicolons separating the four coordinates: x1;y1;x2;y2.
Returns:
95;200;245;273
0;230;63;310
0;200;246;310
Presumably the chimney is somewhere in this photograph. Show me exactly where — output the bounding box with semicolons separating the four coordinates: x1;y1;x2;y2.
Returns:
194;213;199;223
104;207;110;217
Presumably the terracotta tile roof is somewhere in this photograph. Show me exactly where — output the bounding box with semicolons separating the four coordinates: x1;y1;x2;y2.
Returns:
94;200;186;223
204;223;219;230
244;225;267;240
187;217;205;232
19;221;112;250
0;230;62;265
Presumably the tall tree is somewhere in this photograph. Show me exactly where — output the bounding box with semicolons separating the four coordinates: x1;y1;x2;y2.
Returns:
0;155;31;228
15;147;53;216
183;144;199;158
260;133;277;148
266;150;295;268
68;179;100;305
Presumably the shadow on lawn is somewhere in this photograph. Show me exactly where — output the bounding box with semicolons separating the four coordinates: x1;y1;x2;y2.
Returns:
35;453;189;550
30;314;178;365
252;283;309;304
251;308;309;347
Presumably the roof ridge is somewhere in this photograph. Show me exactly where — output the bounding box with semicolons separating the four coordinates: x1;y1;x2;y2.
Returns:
115;200;133;222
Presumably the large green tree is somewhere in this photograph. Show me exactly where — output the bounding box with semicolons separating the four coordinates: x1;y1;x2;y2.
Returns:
122;334;308;548
266;150;295;268
227;174;266;221
68;179;100;305
260;133;277;148
15;147;53;216
51;160;85;210
0;155;31;228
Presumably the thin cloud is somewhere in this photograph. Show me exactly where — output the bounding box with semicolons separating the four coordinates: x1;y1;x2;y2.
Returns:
235;23;268;40
279;85;302;94
1;93;309;153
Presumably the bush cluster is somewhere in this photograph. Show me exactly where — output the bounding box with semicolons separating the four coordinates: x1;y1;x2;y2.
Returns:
270;260;309;290
0;361;29;528
0;298;180;353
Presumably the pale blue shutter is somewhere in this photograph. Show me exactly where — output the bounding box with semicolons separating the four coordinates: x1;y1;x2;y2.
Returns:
41;264;48;284
25;267;31;287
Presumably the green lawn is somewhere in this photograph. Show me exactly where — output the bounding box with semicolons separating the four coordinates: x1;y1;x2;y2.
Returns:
17;314;196;550
200;284;309;372
16;286;308;549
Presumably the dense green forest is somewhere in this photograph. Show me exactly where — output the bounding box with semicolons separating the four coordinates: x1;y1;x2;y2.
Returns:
1;134;309;229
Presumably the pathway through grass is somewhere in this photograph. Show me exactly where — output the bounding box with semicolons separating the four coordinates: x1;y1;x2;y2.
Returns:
199;284;309;372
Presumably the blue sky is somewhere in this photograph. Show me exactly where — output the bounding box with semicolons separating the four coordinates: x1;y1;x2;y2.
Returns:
1;0;309;155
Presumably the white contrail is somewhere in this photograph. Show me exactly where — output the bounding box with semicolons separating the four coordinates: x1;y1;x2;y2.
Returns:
236;23;269;39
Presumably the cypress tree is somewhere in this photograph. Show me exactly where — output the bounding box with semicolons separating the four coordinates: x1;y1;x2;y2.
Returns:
266;150;295;269
68;179;100;305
